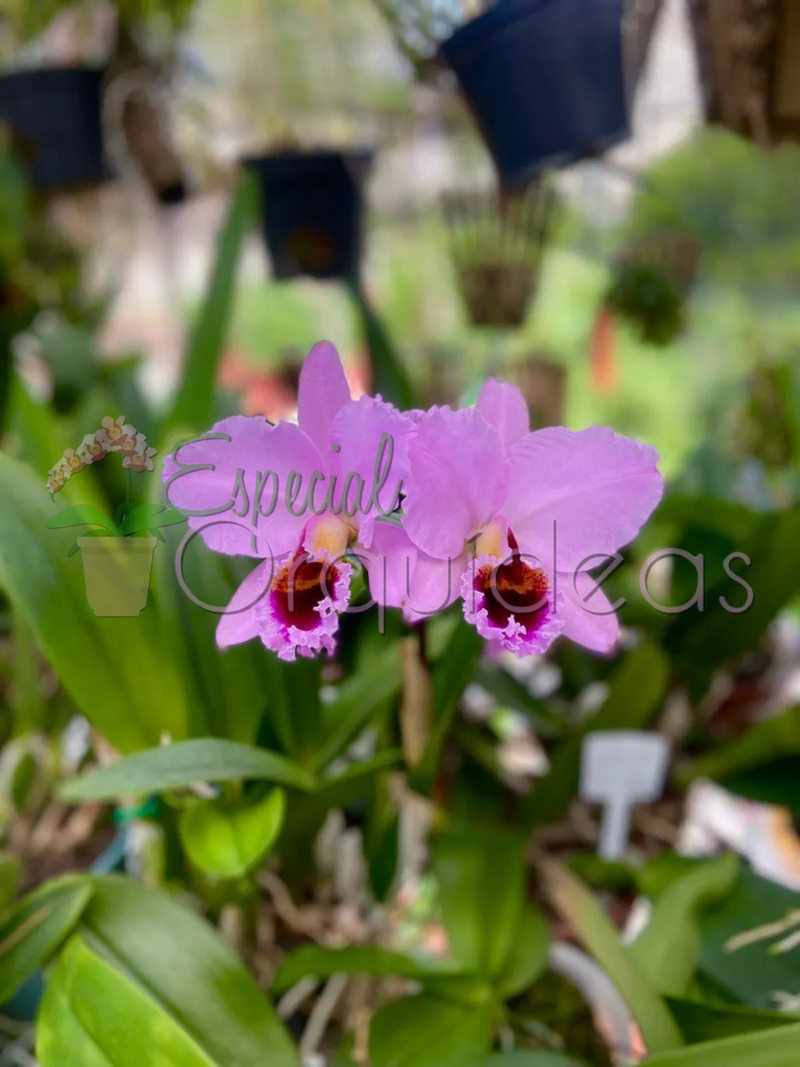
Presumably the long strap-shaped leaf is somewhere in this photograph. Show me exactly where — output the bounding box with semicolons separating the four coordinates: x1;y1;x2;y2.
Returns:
0;454;192;752
540;859;684;1056
59;739;316;802
639;1021;800;1067
37;876;299;1067
165;170;259;434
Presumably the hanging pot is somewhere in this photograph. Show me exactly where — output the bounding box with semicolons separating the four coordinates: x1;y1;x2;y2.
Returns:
0;67;112;191
457;262;536;328
440;0;629;189
243;150;372;281
443;183;555;329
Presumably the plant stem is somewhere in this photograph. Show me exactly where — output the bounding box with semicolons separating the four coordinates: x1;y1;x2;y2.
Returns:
399;624;432;770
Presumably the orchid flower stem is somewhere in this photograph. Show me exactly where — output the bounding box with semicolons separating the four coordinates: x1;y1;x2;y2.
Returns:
399;625;432;771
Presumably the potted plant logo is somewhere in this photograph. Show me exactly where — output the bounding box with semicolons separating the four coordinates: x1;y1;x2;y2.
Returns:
46;417;185;617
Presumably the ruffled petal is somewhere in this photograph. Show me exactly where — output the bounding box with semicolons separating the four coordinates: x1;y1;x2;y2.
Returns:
257;554;352;662
163;416;323;559
461;553;564;656
505;426;663;573
477;379;530;451
403;406;509;560
297;341;352;459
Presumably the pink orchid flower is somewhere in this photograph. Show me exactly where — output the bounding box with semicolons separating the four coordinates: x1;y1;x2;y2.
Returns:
392;380;664;657
163;342;413;661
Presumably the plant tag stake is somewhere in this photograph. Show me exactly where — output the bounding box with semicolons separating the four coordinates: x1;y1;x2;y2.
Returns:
581;731;670;860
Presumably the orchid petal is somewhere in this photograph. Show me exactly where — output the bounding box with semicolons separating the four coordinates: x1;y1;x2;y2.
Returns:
403;406;508;560
558;570;620;656
477;379;530;451
364;521;418;613
330;396;413;547
365;522;463;622
297;341;351;459
216;560;275;649
163;415;322;559
506;426;664;573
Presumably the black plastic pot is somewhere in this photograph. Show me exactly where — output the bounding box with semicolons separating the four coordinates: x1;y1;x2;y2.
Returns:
244;150;372;281
0;66;112;191
440;0;629;188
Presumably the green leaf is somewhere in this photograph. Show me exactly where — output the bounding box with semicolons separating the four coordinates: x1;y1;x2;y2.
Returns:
152;525;275;743
7;373;104;501
432;824;525;978
414;620;485;789
10;608;46;733
369;994;494;1067
666;505;800;692
347;280;416;410
678;707;800;788
313;749;403;796
46;505;119;534
179;788;286;879
497;903;550;999
630;855;740;996
524;642;669;825
120;504;186;537
699;868;800;1011
60;739;315;802
0;851;21;918
277;751;403;886
0;874;92;1005
37;876;299;1067
265;657;324;761
718;756;800;811
0;454;193;752
274;944;465;996
316;643;403;769
486;1055;587;1067
666;997;800;1044
166;171;259;433
540;859;684;1055
473;660;566;739
638;1021;800;1067
38;936;217;1067
366;772;400;902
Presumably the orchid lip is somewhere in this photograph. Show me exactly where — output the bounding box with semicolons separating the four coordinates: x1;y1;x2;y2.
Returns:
271;555;340;631
462;531;564;655
258;550;353;662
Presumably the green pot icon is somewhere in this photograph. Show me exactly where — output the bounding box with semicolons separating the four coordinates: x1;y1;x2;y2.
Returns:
78;535;157;617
